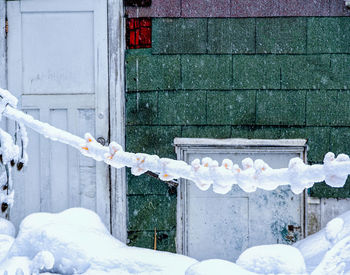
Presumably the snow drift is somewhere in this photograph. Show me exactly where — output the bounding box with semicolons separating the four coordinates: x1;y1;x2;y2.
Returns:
1;208;350;274
3;208;197;275
294;211;350;274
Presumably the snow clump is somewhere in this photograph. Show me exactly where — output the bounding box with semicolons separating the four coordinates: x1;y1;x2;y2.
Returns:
185;259;256;275
0;217;15;237
236;244;307;274
6;208;197;274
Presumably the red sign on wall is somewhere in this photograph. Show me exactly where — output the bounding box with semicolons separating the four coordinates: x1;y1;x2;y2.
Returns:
124;0;151;7
127;18;152;49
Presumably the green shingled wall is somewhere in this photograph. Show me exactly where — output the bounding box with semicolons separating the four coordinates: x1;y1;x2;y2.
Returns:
125;17;350;251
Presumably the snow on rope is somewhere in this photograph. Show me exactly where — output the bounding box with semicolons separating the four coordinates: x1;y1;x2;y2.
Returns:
0;89;29;214
1;88;350;195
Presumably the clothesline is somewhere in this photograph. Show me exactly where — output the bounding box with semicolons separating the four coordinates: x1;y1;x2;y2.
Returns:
1;88;350;195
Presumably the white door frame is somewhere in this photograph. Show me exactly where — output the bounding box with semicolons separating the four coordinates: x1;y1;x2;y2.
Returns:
175;138;308;255
0;0;7;219
2;0;127;241
107;0;127;242
0;0;6;89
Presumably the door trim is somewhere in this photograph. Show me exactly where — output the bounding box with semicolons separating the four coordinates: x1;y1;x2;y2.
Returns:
175;138;307;256
0;0;6;89
107;0;127;242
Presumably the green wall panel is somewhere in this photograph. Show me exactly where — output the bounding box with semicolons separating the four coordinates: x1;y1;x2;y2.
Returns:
182;126;231;138
126;54;181;91
308;17;350;54
158;91;206;125
281;55;332;89
232;55;280;89
127;170;171;195
128;229;176;252
126;92;158;125
153;18;207;54
337;91;350;125
208;18;255;54
256;17;307;54
128;195;176;231
126;126;181;159
330;54;350;90
182;55;232;90
207;90;256;125
305;127;331;163
256;90;306;126
306;90;338;126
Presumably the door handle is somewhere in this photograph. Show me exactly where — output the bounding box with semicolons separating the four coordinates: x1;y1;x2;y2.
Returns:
97;137;106;146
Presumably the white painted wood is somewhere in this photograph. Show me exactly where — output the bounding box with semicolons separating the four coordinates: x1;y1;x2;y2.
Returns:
21;0;95;12
307;197;350;235
7;2;21;100
174;138;308;147
108;0;127;242
67;108;80;208
176;139;307;261
93;0;110;231
0;0;7;161
12;109;41;222
7;0;110;228
0;0;6;89
320;198;350;228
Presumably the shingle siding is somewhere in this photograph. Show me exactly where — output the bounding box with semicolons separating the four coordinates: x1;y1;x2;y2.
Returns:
125;16;350;251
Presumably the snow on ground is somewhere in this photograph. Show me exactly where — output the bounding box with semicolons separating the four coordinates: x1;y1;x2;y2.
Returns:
0;217;15;237
185;259;256;275
2;207;350;274
3;208;197;275
294;210;350;274
236;244;307;274
0;234;14;262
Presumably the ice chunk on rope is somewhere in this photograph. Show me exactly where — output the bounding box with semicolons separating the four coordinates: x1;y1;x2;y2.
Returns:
0;88;17;121
2;88;350;195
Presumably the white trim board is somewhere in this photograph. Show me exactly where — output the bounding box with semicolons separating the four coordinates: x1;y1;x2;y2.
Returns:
108;0;127;242
0;0;6;89
174;138;308;148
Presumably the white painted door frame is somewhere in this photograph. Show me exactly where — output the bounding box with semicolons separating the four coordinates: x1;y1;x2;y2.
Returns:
107;0;127;242
0;0;7;220
3;0;127;241
0;0;6;90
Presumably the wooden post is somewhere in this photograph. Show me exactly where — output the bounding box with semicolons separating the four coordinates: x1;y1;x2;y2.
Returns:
0;0;6;89
0;1;7;219
108;0;127;242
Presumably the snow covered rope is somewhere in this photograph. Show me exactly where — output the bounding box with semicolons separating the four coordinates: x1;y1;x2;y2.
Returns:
1;88;350;195
0;89;29;216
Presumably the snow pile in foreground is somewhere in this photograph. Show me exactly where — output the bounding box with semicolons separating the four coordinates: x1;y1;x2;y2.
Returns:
185;259;256;275
2;208;197;274
294;211;350;274
0;217;15;237
236;244;307;274
3;208;350;274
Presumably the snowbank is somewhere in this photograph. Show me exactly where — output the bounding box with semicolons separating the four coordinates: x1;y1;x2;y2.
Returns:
6;208;196;274
0;217;15;237
4;207;350;274
294;211;350;273
236;244;307;274
185;259;256;275
0;234;14;262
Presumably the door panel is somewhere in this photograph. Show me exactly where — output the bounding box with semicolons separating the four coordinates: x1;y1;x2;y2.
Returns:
178;146;305;262
7;0;110;229
22;11;94;94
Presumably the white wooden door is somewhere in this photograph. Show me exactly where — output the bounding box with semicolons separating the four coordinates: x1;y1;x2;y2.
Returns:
7;0;110;229
176;139;307;261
